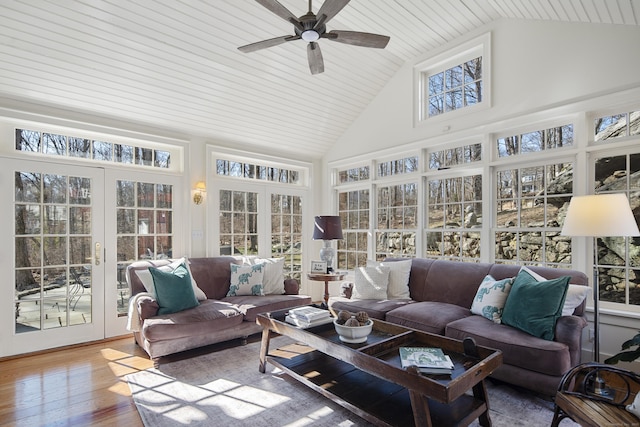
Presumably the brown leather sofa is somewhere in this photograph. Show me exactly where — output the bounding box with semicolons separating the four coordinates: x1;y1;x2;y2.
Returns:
126;256;311;361
329;258;589;396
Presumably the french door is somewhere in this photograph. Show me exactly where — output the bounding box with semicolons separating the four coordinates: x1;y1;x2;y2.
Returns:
0;158;105;356
0;159;183;356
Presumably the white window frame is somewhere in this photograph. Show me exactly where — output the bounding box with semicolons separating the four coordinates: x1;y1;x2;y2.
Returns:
415;32;491;125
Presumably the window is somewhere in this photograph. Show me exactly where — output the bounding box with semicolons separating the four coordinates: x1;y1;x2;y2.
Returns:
416;33;490;122
595;111;640;142
497;124;573;158
593;152;640;306
494;162;573;267
426;57;482;117
375;183;418;259
15;129;173;170
338;165;370;184
429;143;482;170
215;158;303;185
337;189;369;270
426;174;482;260
377;156;418;177
210;148;310;281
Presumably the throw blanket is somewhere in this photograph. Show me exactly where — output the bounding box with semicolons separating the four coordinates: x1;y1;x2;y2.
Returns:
127;292;154;332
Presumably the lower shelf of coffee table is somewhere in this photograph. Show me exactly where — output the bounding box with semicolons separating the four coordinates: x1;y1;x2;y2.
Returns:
267;345;488;427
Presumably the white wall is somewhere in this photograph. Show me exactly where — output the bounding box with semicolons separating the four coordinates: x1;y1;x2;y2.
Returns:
323;18;640;366
327;19;640;162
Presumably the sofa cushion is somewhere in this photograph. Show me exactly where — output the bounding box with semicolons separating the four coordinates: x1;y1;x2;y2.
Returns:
445;315;572;377
149;264;200;315
329;297;412;320
367;259;411;299
227;263;265;296
142;300;244;341
385;301;472;334
501;269;570;340
223;294;312;322
470;275;514;324
352;265;390;300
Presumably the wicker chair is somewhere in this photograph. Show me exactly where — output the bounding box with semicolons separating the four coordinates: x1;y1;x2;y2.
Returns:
552;362;640;426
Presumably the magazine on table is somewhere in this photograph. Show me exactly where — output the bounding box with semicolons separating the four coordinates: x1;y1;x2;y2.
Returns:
399;347;454;374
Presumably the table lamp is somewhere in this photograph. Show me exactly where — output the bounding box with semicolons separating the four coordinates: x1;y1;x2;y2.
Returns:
312;215;343;273
561;193;639;362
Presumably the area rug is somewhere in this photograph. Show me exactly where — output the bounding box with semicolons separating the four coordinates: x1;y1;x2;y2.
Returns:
126;336;578;427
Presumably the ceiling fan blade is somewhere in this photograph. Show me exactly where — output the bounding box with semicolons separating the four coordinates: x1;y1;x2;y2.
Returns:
238;35;300;53
255;0;303;32
307;42;324;75
315;0;350;27
323;30;390;48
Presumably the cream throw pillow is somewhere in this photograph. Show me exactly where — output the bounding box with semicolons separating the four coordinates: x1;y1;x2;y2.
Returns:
520;267;589;316
367;259;411;299
352;265;391;300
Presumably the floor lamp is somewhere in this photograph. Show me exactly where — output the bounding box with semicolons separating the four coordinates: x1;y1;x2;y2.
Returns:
561;193;639;362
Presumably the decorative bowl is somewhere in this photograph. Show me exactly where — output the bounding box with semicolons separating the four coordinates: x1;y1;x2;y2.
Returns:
333;319;373;343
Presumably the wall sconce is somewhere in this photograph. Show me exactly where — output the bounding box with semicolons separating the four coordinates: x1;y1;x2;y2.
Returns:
193;181;206;205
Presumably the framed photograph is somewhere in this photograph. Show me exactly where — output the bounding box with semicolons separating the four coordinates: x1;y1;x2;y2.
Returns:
310;260;327;274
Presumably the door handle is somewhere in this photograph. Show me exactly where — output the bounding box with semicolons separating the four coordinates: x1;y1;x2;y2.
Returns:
95;242;101;265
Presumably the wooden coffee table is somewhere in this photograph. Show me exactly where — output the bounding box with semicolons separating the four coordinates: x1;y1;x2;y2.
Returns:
256;308;503;427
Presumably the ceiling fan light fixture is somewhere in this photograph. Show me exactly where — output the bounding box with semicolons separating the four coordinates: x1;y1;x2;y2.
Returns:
301;30;320;42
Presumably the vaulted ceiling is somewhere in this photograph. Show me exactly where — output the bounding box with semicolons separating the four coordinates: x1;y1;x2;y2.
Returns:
0;1;638;160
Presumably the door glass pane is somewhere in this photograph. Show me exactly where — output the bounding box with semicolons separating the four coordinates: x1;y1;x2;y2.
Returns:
116;181;174;315
15;173;93;333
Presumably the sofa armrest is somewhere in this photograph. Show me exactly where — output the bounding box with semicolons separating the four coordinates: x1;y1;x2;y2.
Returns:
138;295;160;320
555;315;588;365
284;278;300;295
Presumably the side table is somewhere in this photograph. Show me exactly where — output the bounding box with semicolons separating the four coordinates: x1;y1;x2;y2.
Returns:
307;272;346;307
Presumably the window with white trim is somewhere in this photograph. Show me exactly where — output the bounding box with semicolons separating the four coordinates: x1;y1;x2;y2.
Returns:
416;33;490;122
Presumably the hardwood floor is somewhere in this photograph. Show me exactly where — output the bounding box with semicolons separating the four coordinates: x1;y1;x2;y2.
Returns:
0;336;152;427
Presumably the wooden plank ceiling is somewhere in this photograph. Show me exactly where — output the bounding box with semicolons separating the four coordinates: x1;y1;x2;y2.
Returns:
0;0;637;160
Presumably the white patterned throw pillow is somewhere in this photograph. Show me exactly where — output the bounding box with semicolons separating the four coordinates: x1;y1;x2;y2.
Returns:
227;263;265;296
351;265;391;300
471;275;514;323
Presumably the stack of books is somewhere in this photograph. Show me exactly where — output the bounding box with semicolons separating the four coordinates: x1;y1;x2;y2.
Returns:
399;347;455;375
285;306;333;328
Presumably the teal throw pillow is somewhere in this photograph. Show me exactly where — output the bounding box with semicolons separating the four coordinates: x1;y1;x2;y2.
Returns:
501;269;570;341
149;263;199;315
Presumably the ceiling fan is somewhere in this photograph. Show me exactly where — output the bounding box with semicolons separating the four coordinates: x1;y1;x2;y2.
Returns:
238;0;390;75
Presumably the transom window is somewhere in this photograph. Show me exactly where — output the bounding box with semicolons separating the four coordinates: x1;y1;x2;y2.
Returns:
497;124;573;158
595;111;640;142
215;158;303;185
15;129;172;169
